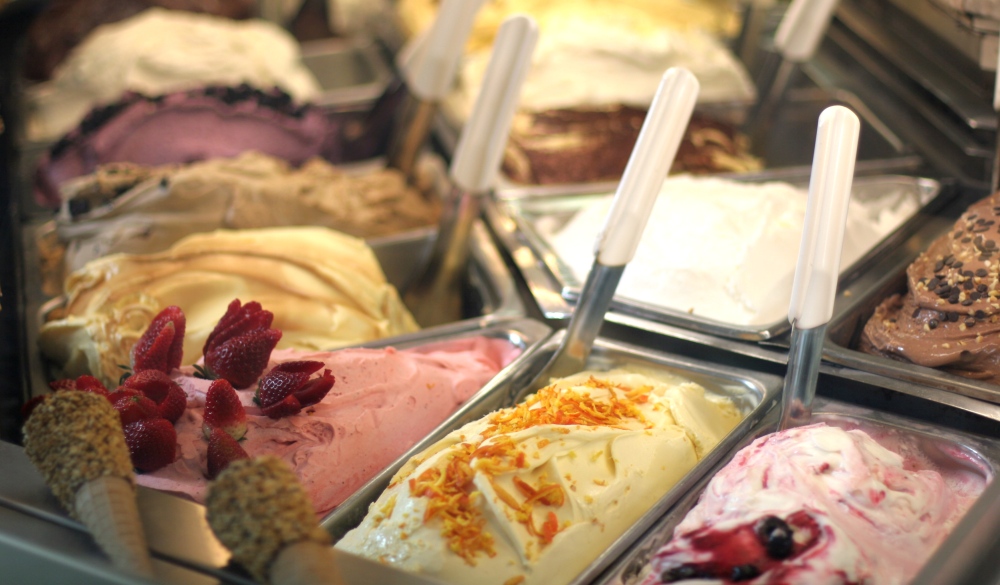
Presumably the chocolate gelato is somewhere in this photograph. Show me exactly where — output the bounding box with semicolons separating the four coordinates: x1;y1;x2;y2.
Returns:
502;108;761;185
861;193;1000;380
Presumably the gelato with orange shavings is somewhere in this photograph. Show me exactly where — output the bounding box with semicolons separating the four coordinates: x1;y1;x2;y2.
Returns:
337;369;742;585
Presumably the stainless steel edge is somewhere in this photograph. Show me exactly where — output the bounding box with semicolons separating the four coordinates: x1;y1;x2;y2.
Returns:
595;395;1000;585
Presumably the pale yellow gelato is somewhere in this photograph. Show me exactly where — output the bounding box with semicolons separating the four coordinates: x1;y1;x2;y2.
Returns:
39;227;419;386
336;369;742;585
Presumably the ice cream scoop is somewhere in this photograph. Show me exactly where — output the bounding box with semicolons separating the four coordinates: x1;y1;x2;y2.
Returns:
521;67;700;397
388;0;484;178
207;456;343;585
22;391;155;578
404;14;538;327
779;105;859;429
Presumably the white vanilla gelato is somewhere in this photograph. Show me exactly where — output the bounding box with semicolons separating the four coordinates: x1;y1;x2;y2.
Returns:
337;369;742;585
27;8;321;141
541;176;920;327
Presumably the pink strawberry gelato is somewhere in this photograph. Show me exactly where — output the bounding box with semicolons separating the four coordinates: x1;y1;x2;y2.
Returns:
136;337;520;515
642;422;986;585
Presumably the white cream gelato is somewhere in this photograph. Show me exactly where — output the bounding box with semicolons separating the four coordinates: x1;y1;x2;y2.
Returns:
337;369;742;585
541;176;921;327
27;8;321;141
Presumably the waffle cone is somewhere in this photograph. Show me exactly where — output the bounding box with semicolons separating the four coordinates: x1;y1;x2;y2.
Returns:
270;540;344;585
74;476;155;578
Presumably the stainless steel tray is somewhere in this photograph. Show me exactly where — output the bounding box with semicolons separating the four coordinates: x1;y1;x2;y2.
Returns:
823;188;1000;405
0;319;551;584
489;174;946;341
24;216;526;395
299;35;395;111
321;330;784;585
595;395;1000;585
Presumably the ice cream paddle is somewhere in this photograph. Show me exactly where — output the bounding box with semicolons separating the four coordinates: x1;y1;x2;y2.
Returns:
206;456;344;585
779;105;859;430
749;0;840;141
404;15;538;326
517;67;700;399
388;0;484;178
22;391;155;578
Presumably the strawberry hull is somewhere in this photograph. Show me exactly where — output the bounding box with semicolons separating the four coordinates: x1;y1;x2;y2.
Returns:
136;338;522;515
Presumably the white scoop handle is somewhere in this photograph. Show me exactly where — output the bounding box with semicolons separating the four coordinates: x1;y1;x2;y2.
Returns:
774;0;841;63
993;40;1000;112
401;0;485;100
449;15;538;193
595;68;700;266
788;105;860;329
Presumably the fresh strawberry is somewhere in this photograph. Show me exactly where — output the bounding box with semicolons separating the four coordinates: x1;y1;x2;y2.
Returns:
131;306;186;374
123;418;177;472
48;375;111;399
206;427;249;480
122;370;186;423
255;361;335;419
201;299;282;389
108;387;142;401
20;395;50;422
202;379;247;440
157;385;187;424
112;394;161;426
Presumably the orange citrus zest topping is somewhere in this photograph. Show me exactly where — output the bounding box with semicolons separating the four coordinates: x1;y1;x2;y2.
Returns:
407;376;651;564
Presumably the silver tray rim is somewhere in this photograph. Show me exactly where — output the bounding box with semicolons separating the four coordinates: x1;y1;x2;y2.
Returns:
322;329;786;585
490;173;946;341
594;395;1000;585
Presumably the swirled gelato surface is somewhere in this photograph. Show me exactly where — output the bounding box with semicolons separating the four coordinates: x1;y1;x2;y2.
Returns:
861;193;1000;380
38;227;418;386
337;369;742;585
138;341;519;514
51;151;441;272
33;86;337;207
26;8;320;141
541;176;920;327
641;423;984;585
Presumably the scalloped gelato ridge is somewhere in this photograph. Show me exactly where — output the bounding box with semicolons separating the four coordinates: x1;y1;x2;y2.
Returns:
138;341;520;515
38;227;418;387
34;85;340;207
337;369;743;585
640;423;985;585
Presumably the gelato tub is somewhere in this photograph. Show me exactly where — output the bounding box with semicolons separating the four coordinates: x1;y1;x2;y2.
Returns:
595;395;999;585
322;330;783;585
490;174;945;341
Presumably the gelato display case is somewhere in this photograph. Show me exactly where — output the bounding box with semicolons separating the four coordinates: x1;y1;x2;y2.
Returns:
9;0;1000;583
